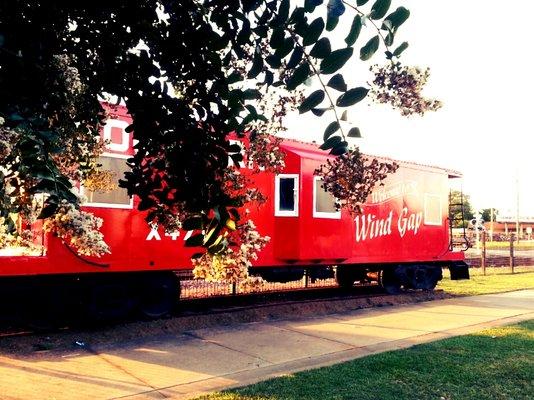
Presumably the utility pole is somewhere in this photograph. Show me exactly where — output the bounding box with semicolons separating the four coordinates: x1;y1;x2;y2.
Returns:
490;207;494;241
516;175;520;244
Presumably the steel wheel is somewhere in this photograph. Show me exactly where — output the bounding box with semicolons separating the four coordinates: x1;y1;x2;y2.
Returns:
138;273;180;319
378;268;403;295
335;266;355;289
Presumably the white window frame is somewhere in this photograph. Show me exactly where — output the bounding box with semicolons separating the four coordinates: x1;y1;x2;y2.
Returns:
102;118;130;153
275;174;299;217
424;193;442;226
313;176;341;219
81;153;134;210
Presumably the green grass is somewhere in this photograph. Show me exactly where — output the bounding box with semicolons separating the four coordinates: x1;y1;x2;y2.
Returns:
196;320;534;400
438;267;534;296
482;241;534;251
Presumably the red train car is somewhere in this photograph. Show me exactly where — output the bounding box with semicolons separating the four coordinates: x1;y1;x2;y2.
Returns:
0;108;468;319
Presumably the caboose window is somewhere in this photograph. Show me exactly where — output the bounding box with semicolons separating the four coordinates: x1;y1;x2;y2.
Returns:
275;174;299;216
82;155;133;209
424;193;442;225
313;177;341;219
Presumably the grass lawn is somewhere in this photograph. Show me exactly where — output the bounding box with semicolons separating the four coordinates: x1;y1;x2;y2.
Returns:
483;241;534;251
438;267;534;296
197;320;534;400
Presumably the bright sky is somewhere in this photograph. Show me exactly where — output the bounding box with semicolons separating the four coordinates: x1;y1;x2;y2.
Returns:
283;0;534;217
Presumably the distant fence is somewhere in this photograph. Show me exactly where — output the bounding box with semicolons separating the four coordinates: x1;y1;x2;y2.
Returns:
462;232;534;274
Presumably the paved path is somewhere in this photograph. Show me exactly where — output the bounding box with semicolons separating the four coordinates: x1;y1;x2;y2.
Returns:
0;290;533;400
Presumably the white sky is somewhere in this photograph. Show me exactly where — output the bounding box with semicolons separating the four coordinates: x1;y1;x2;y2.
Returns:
283;0;534;217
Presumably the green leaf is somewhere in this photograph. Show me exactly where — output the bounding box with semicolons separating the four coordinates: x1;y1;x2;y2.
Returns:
326;13;339;32
323;121;340;141
38;203;58;219
228;208;240;221
330;141;348;155
203;226;223;247
264;70;274;85
304;0;323;12
275;37;294;59
287;47;304;69
357;0;370;5
393;41;409;57
230;153;243;167
299;90;325;114
31;167;56;181
327;0;345;17
337;87;369;107
303;17;325;46
266;54;282;68
182;216;204;231
227;71;242;84
347;127;362;138
213;205;229;222
384;31;394;46
370;0;391;20
289;7;306;24
345;15;362;46
383;7;410;30
185;233;204;247
360;35;379;60
207;241;226;255
270;28;285;49
273;0;290;26
311;107;330;117
242;88;261;99
320;135;342;150
326;74;347;92
247;50;263;79
320;47;353;74
228;142;242;153
310;37;331;59
286;63;310;90
137;198;155;211
9;113;24;122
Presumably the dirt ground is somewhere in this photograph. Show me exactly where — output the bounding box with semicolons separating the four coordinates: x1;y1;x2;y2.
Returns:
0;290;450;357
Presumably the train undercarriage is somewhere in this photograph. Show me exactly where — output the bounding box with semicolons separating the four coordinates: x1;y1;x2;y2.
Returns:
0;262;468;324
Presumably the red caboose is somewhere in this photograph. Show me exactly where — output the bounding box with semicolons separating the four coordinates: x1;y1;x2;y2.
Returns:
0;108;468;319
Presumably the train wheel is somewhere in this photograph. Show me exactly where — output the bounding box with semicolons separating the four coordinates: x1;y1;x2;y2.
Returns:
418;267;442;291
138;273;180;319
85;279;137;321
378;268;403;295
335;266;355;289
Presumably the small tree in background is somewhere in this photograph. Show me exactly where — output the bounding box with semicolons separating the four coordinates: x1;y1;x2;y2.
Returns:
481;208;498;223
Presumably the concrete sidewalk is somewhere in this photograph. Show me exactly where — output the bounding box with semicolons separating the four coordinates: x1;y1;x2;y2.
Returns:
0;290;532;400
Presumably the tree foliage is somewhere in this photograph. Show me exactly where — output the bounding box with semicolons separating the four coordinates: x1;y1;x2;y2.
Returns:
481;208;498;223
449;190;474;228
0;0;436;281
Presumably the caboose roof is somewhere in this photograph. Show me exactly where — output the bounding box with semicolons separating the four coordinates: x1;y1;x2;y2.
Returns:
279;137;463;179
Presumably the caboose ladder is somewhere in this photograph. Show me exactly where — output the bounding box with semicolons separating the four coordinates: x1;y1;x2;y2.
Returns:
448;189;470;251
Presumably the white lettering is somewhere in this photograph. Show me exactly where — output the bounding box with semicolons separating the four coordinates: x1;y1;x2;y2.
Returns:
398;207;422;237
355;214;370;242
183;230;193;241
146;227;162;241
165;231;180;240
355;211;393;242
